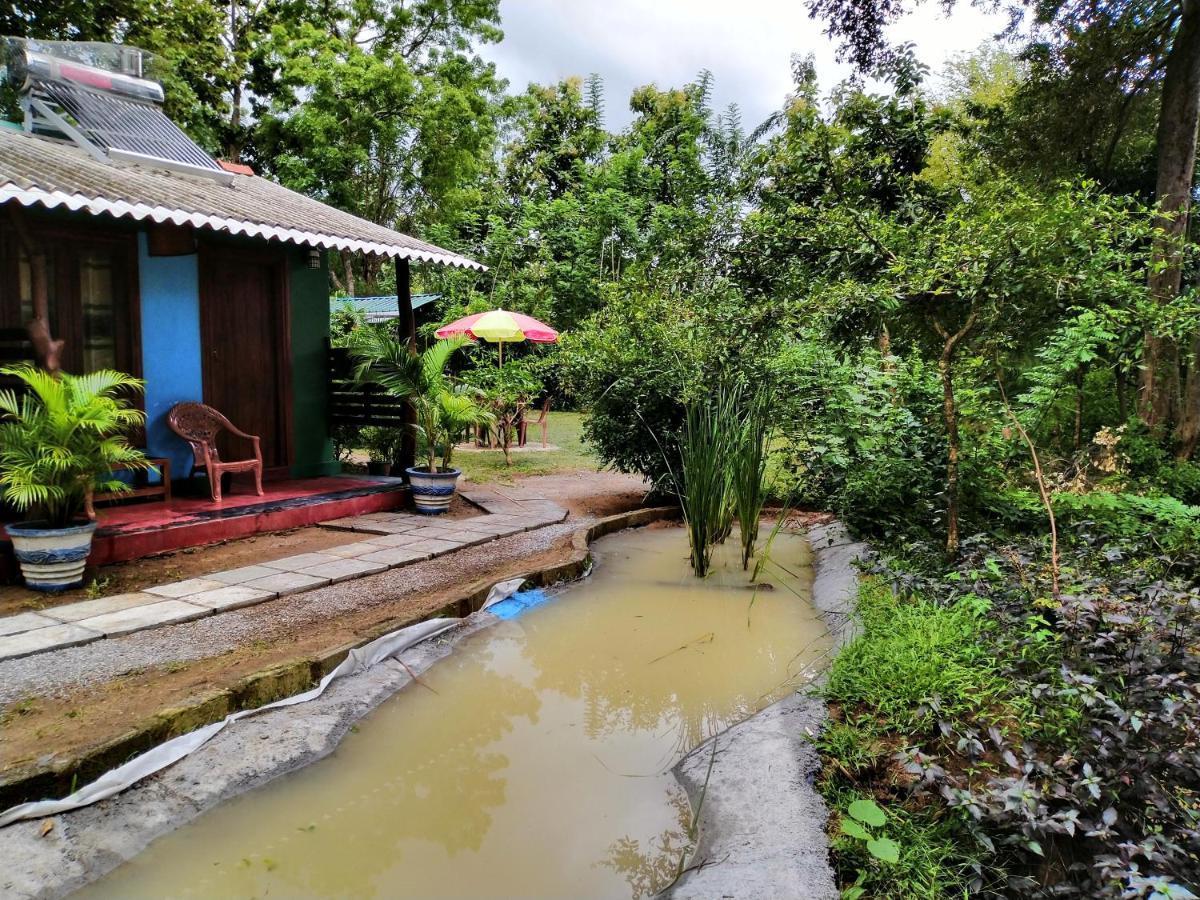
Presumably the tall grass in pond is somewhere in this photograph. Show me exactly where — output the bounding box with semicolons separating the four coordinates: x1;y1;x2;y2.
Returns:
674;387;739;576
730;387;773;569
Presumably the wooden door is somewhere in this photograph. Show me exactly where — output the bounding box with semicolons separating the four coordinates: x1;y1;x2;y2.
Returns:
199;247;291;475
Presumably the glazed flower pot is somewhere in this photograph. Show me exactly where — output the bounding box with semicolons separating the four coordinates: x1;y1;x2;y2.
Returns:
406;466;461;514
5;520;97;592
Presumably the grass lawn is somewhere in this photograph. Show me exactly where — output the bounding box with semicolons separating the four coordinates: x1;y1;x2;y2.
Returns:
453;411;601;484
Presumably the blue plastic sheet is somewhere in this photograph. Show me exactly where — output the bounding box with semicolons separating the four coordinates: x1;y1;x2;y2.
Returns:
487;588;553;620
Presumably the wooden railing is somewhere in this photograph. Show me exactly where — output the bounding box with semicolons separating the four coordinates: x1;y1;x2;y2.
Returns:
327;344;408;427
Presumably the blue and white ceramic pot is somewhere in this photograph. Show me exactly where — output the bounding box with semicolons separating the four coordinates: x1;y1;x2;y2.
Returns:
5;521;97;591
406;467;461;514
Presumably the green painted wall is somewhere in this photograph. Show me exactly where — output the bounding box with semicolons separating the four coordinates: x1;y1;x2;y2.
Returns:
288;247;338;477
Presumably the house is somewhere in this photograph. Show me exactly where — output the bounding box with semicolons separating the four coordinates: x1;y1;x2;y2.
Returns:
331;294;442;326
0;40;481;482
0;39;482;565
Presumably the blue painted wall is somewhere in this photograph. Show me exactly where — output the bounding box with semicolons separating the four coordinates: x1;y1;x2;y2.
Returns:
137;232;204;477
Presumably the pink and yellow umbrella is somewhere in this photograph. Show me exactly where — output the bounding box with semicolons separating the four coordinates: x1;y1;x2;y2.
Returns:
435;309;559;365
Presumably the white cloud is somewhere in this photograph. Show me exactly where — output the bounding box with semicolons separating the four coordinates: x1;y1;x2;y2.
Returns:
484;0;1013;128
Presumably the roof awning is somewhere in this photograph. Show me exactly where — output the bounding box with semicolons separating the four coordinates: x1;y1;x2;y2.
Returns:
0;128;485;271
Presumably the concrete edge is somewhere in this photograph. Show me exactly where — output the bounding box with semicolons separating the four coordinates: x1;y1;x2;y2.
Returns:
0;506;679;813
665;519;869;900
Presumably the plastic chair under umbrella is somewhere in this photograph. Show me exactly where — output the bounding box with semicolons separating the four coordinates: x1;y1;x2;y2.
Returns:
434;309;559;365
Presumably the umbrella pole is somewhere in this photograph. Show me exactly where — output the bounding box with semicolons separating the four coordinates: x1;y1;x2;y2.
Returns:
498;340;503;368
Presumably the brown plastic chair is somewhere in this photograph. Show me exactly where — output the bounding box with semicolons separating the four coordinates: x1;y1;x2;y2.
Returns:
518;396;552;448
168;402;263;503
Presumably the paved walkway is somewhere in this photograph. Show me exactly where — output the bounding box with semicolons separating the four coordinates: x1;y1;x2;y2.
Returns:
0;491;565;662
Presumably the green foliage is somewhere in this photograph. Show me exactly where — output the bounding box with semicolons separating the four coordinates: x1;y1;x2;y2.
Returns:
773;342;945;537
360;426;401;465
839;798;903;897
729;387;773;569
1051;490;1200;553
825;578;1006;726
461;356;544;465
350;333;490;473
817;578;1025;897
0;366;147;529
853;526;1200;898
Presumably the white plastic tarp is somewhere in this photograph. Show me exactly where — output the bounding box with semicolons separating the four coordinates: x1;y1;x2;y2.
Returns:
0;577;528;828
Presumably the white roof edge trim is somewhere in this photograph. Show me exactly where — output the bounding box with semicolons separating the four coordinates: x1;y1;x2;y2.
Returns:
0;184;488;271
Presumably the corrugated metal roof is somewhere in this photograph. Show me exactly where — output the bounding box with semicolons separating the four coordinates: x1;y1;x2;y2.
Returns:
0;128;485;271
332;294;440;323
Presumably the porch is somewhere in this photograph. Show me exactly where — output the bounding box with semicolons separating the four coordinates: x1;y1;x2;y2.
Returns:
2;475;408;572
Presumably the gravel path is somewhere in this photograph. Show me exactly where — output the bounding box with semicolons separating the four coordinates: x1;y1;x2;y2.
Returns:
0;520;582;707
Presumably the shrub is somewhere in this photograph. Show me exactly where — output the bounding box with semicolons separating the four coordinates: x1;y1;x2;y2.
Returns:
838;533;1200;898
770;341;945;538
0;366;147;529
559;281;780;489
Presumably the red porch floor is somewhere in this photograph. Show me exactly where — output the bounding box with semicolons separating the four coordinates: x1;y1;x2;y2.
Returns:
3;476;409;570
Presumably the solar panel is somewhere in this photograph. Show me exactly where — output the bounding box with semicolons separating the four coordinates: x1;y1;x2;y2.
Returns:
32;79;225;176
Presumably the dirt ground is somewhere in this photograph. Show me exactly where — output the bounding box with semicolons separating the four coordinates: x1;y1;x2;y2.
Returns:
460;470;650;519
0;471;650;788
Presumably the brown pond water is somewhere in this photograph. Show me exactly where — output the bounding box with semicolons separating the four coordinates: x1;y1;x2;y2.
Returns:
81;526;831;900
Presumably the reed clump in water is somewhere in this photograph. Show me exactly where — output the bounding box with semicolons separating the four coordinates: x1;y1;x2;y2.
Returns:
729;386;773;570
674;386;739;576
671;384;779;576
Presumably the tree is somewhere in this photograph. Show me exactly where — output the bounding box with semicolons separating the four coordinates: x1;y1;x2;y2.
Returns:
806;0;1200;456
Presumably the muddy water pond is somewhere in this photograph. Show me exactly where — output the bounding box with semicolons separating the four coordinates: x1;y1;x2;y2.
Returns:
81;526;831;899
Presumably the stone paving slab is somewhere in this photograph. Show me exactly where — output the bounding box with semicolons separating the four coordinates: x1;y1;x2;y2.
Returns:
357;547;431;567
76;600;211;637
145;578;226;599
207;565;285;586
42;593;162;624
0;611;59;636
409;526;461;539
360;532;430;549
0;498;568;659
431;530;495;547
322;541;394;558
318;516;370;531
404;538;466;554
297;558;388;583
241;571;330;596
347;521;420;535
0;622;101;661
261;552;345;572
186;585;278;612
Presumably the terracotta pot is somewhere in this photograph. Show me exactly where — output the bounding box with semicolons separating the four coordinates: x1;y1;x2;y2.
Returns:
5;520;97;591
367;461;390;476
406;466;461;514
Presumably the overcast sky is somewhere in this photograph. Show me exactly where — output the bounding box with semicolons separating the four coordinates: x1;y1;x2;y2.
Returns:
484;0;1013;130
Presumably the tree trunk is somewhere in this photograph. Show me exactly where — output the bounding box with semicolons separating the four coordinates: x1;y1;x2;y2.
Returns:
1073;367;1085;452
1140;0;1200;443
1178;333;1200;457
341;251;357;298
940;346;962;556
6;207;63;373
932;310;977;556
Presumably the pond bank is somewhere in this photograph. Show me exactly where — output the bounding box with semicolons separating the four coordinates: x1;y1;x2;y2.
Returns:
666;520;869;900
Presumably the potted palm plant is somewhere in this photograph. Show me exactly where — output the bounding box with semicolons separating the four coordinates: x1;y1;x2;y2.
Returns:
351;334;491;514
0;366;148;590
